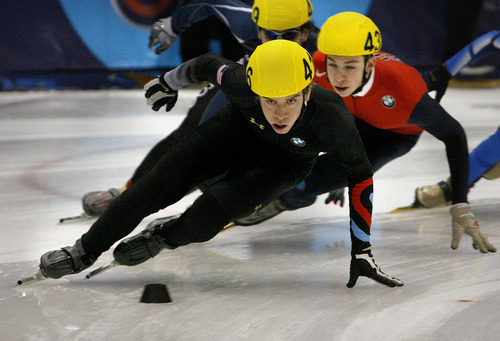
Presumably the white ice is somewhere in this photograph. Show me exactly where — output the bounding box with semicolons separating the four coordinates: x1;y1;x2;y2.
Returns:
0;87;499;341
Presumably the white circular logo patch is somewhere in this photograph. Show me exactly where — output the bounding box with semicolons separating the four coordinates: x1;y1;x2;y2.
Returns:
381;95;396;109
291;137;306;147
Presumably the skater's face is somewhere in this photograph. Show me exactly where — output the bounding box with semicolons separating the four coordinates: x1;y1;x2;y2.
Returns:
258;27;309;44
325;55;376;97
259;87;311;134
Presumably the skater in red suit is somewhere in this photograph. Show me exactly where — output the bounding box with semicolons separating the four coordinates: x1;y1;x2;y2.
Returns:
236;12;496;254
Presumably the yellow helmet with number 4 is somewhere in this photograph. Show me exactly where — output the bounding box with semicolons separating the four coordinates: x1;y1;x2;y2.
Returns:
317;12;382;56
252;0;313;31
246;40;314;98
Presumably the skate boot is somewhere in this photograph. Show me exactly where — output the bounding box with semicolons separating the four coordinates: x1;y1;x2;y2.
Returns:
82;188;121;217
145;213;182;230
346;243;404;288
234;198;287;226
40;239;96;279
483;161;500;180
113;216;177;266
414;178;452;208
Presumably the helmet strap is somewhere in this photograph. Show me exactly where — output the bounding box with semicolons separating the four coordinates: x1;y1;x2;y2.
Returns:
294;86;310;124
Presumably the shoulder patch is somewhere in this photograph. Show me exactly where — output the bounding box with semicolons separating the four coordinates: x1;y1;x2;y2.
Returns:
217;65;229;85
381;95;396;109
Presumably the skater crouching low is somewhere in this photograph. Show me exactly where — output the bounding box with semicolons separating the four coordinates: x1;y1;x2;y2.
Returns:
36;40;403;288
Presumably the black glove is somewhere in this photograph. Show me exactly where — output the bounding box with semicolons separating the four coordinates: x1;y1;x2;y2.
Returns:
144;75;178;112
424;64;451;103
324;188;345;207
347;247;404;288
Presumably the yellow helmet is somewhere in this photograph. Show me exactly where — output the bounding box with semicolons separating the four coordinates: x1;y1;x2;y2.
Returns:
317;12;382;56
246;40;314;98
252;0;313;31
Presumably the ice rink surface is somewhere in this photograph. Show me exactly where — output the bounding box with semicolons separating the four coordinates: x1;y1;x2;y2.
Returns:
0;87;499;340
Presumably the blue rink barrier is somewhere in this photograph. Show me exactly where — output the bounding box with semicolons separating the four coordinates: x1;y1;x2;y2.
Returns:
0;0;498;90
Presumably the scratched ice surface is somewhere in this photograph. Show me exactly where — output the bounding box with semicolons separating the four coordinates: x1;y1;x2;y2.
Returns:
0;88;499;341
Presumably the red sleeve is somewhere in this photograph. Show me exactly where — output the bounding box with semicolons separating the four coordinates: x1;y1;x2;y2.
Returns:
312;51;334;91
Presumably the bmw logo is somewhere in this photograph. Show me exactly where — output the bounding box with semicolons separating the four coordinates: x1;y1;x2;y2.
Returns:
291;137;306;147
381;95;396;109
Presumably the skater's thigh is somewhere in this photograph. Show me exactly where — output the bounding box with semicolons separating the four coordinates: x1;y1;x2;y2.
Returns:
207;158;311;220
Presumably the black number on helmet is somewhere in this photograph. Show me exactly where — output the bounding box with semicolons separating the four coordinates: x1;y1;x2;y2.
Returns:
303;58;313;80
246;67;253;87
252;7;260;23
306;0;312;16
374;30;382;50
364;32;375;52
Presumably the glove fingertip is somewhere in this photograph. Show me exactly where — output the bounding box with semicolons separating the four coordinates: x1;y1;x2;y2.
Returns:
346;277;357;288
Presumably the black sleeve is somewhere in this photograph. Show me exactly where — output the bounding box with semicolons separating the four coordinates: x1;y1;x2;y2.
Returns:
164;52;254;110
315;88;373;184
408;93;469;203
313;88;374;251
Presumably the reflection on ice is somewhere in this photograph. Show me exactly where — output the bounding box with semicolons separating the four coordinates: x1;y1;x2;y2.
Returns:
0;88;499;340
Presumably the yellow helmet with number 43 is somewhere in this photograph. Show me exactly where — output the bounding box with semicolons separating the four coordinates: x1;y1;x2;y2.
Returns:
318;12;382;56
246;40;314;98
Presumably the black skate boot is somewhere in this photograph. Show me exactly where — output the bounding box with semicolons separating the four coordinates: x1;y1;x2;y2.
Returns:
113;216;176;266
82;188;120;217
346;243;404;288
234;198;287;226
145;213;181;230
40;239;96;279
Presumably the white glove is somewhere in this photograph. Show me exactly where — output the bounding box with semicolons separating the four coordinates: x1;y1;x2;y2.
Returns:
450;203;496;253
149;17;178;54
144;75;178;112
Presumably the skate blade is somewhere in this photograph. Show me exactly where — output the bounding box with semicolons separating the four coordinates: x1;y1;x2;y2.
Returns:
58;213;93;224
85;260;119;279
16;269;46;286
220;222;237;232
390;204;423;213
145;213;182;229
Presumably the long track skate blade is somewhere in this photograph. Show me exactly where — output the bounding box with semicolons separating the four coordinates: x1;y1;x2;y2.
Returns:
58;213;93;224
85;260;119;279
16;269;46;286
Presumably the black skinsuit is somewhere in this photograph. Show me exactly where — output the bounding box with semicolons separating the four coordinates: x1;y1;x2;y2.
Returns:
81;53;374;257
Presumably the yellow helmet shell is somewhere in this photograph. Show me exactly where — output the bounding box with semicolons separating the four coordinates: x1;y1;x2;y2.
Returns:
246;40;314;98
317;12;382;56
252;0;313;30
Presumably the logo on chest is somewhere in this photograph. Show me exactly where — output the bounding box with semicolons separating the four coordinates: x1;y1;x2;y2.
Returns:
381;95;396;109
290;137;306;147
249;117;265;130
